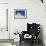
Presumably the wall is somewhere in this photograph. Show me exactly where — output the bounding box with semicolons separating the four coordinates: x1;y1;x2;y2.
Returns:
0;0;46;46
8;0;46;45
0;0;8;3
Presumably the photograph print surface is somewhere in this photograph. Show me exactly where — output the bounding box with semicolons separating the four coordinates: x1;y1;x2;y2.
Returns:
14;9;27;19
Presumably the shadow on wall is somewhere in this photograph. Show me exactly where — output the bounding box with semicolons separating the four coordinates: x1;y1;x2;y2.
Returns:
40;25;45;46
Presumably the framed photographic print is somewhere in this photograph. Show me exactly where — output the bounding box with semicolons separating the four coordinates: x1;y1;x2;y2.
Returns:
14;9;27;19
